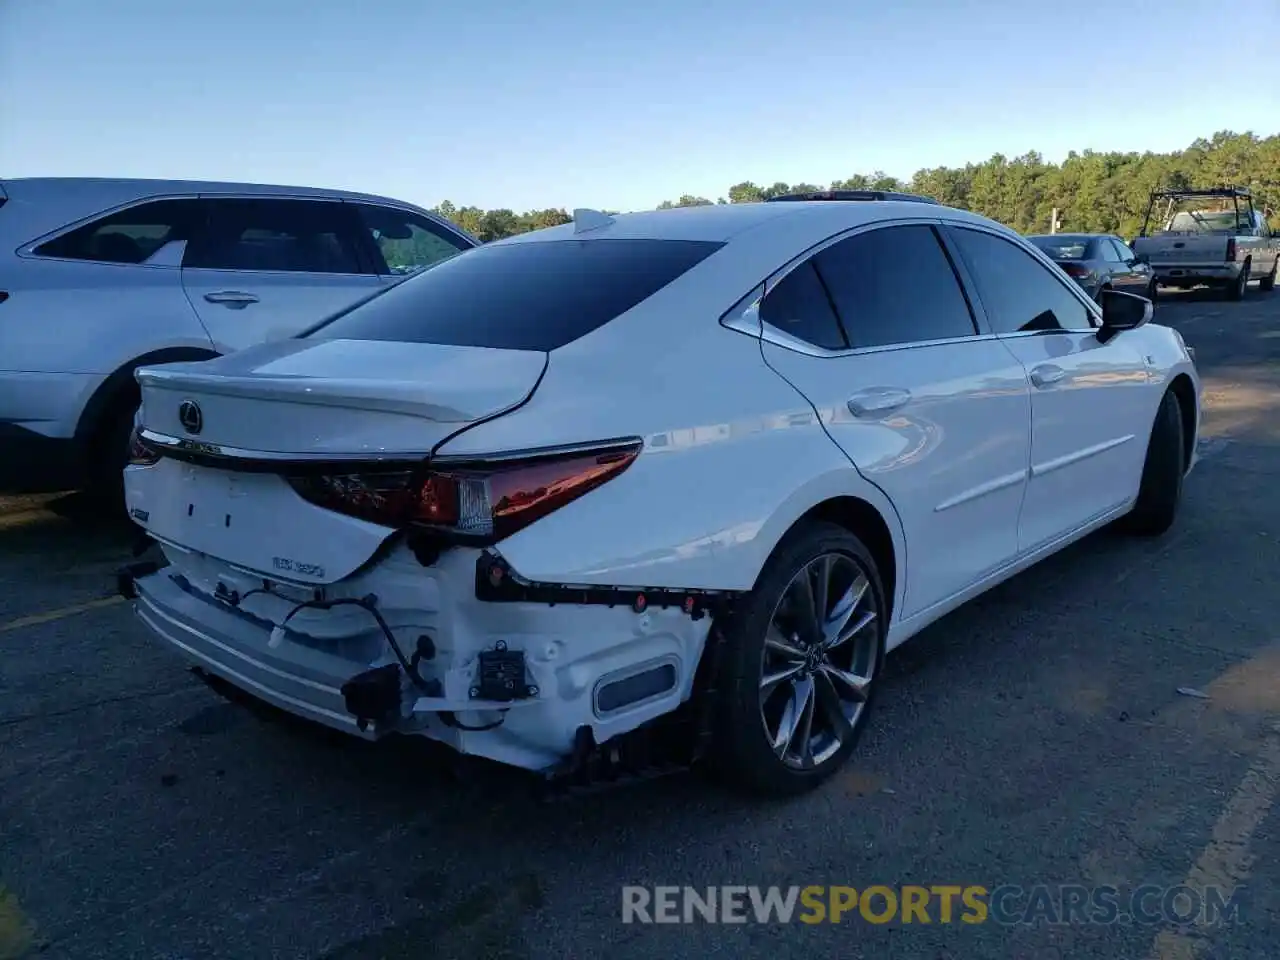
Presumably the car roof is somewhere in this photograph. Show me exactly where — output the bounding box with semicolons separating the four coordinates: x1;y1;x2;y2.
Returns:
1;176;420;207
494;199;1001;246
1027;233;1106;241
0;177;468;250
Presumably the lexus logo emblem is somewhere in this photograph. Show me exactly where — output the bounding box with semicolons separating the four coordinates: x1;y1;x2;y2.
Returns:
178;400;203;435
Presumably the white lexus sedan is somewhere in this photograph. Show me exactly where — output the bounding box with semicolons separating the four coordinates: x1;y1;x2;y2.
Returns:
119;190;1201;798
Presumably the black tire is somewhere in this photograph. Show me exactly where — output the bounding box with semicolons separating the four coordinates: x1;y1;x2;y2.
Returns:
86;398;139;512
1122;391;1185;537
710;521;887;798
1260;259;1277;292
1145;277;1159;303
1227;264;1249;301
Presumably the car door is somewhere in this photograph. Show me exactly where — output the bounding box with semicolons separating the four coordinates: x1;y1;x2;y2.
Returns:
756;220;1032;619
180;196;383;351
1107;237;1150;294
1252;212;1280;275
351;203;476;283
945;223;1152;554
1092;236;1127;291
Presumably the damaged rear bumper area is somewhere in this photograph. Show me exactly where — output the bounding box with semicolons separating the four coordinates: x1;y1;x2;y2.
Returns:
117;545;739;786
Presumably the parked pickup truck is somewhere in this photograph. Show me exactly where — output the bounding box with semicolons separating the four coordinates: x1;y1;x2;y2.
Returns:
1132;187;1278;300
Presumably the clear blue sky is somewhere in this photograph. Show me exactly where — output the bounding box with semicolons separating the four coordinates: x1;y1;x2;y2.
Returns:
2;0;1277;213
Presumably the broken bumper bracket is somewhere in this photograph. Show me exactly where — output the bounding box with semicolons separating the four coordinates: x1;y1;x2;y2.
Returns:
116;560;162;600
474;552;740;621
341;663;403;732
536;622;730;801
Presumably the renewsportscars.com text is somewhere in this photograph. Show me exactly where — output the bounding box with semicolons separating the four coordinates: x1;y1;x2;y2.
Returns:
621;884;1243;926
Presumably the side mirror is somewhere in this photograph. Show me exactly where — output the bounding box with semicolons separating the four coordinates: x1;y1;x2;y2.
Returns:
1096;289;1152;344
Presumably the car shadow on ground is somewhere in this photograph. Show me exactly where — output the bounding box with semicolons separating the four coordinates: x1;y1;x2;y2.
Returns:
1156;284;1269;305
0;490;136;536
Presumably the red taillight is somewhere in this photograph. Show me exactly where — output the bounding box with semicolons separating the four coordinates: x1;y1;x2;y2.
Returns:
127;425;160;466
1225;238;1236;262
287;439;643;544
1060;262;1089;278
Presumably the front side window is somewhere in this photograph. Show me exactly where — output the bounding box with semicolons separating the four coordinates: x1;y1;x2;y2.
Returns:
950;227;1095;335
304;238;723;351
1098;238;1126;262
184;198;364;274
812;224;978;348
355;204;471;276
34;199;203;264
1111;238;1137;261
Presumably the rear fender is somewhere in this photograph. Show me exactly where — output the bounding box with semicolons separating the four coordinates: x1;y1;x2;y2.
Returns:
75;346;220;447
435;319;908;609
486;422;906;611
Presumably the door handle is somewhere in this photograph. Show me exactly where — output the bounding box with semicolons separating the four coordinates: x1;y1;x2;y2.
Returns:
1030;364;1066;388
204;291;259;309
847;386;912;417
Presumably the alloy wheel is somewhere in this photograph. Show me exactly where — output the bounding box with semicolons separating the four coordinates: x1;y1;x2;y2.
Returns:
759;552;880;770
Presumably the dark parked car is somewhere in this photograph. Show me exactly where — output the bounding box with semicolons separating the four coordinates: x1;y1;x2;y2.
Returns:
1027;233;1157;303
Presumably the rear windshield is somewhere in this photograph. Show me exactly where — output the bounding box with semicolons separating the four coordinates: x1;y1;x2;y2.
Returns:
1029;236;1090;260
1165;210;1249;233
303;237;724;351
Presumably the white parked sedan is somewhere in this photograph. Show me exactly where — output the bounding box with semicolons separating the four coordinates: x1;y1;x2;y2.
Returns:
118;190;1201;798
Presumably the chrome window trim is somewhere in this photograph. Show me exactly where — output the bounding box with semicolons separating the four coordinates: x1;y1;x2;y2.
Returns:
719;216;996;359
19;192;473;268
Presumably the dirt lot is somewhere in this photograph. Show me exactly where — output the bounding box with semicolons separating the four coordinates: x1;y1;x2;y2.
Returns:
3;288;1279;960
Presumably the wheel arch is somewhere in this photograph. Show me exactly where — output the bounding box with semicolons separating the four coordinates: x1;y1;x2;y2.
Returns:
1167;372;1198;472
74;346;220;450
797;496;899;623
751;470;906;625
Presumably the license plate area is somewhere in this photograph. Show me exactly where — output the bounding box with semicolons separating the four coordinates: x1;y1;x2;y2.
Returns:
131;459;396;586
177;465;242;533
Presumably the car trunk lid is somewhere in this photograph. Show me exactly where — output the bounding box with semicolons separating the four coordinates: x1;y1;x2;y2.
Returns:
1133;234;1230;265
129;338;547;582
137;337;546;456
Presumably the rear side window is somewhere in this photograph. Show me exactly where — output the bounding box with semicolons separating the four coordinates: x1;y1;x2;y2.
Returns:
185;198;365;275
305;238;724;351
812;224;978;348
34;199;204;264
759;262;847;350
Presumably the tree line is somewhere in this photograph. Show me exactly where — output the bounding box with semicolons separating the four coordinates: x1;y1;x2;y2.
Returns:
429;130;1280;242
